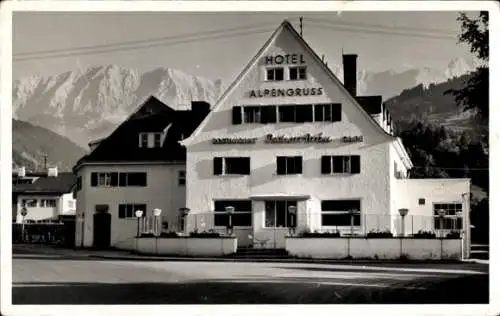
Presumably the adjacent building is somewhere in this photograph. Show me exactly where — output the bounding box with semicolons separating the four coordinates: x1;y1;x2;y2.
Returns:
73;96;210;249
12;166;77;223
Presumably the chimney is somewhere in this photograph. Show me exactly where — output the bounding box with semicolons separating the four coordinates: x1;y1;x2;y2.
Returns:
342;54;358;97
47;166;58;177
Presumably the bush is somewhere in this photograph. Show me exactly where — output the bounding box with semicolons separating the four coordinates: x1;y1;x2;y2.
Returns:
298;230;341;238
189;230;224;238
139;233;155;238
411;230;436;239
366;230;394;238
159;231;179;238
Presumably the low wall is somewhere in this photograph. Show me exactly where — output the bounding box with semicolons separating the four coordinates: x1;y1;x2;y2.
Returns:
285;237;462;260
135;237;238;256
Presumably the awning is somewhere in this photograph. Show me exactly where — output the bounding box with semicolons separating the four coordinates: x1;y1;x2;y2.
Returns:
249;194;311;201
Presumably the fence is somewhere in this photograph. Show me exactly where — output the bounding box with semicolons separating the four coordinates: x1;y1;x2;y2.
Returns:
138;212;465;237
13;220;75;247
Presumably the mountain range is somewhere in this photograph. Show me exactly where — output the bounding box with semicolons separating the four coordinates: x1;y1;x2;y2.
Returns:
12;58;480;171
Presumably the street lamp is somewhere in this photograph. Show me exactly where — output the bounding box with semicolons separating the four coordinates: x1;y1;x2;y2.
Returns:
135;210;144;237
349;209;359;236
179;207;190;233
398;208;409;237
153;208;162;236
288;205;297;235
20;207;28;243
438;209;446;238
225;206;235;235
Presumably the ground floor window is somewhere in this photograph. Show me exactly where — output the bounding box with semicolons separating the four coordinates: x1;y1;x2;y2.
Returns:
39;199;57;207
264;200;297;228
213;200;252;227
433;203;463;230
321;200;361;226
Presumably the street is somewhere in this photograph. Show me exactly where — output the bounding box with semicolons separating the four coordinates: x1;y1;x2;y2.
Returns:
12;246;489;304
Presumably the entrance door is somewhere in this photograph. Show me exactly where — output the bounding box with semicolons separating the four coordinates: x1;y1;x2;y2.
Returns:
93;206;111;249
258;200;297;248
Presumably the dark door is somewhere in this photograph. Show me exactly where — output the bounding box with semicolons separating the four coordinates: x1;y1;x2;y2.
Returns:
93;212;111;249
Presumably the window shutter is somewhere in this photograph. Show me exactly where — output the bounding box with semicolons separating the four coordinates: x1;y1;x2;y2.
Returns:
276;157;286;175
351;156;361;174
295;156;303;174
314;104;323;121
243;157;251;175
91;173;98;187
213;157;223;175
321;156;331;174
232;106;242;125
118;205;125;218
110;173;119;186
331;103;342;122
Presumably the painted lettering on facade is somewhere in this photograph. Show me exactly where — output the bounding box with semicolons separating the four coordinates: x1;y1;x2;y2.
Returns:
212;137;258;145
264;54;306;65
264;133;332;144
249;87;323;98
342;136;364;143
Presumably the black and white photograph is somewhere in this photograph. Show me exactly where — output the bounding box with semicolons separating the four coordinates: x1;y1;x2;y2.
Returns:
1;1;497;314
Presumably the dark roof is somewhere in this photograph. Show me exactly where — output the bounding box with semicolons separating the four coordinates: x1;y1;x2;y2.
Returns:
355;96;383;115
75;96;210;168
12;172;77;194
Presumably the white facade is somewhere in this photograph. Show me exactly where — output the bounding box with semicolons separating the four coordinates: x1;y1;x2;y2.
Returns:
74;163;186;248
15;192;76;223
181;21;470;250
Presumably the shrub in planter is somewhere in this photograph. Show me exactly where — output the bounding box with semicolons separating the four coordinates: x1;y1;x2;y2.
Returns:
159;231;179;238
366;230;394;238
445;231;461;239
298;230;341;238
139;233;155;238
411;230;436;239
189;230;225;238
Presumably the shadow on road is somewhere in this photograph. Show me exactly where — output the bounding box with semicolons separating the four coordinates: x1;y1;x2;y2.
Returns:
13;274;489;305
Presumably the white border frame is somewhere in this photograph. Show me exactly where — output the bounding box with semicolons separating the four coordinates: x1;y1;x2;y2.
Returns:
1;2;498;316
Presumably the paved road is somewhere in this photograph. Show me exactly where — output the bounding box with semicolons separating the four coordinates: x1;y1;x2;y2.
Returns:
12;248;489;304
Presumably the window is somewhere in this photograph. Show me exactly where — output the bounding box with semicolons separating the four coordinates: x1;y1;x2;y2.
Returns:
178;170;186;186
289;66;307;80
243;106;261;123
265;200;297;228
91;172;146;187
433;203;463;230
321;200;361;226
266;67;284;81
40;199;57;207
321;155;360;174
139;133;149;148
276;156;302;175
213;200;252;227
314;103;342;122
23;199;37;207
153;133;162;148
295;105;313;123
418;198;426;205
232;106;242;125
213;157;251;175
261;105;277;123
118;204;147;219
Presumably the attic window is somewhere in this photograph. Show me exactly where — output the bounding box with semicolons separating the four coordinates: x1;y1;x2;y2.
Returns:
139;133;148;148
418;198;426;205
153;133;162;148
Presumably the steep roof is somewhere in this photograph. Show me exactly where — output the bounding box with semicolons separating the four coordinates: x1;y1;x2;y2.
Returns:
74;96;210;169
12;172;76;194
181;20;397;147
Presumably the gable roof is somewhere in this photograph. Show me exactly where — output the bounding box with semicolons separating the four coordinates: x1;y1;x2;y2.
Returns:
181;20;397;147
12;172;76;194
74;96;210;170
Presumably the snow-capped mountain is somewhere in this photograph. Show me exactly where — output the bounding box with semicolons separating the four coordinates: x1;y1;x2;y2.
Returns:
12;58;477;148
13;65;225;148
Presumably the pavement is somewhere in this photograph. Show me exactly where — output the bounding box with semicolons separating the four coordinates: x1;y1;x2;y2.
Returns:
11;245;490;304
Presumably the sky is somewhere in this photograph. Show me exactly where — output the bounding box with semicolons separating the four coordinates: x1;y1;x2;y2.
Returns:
12;11;479;83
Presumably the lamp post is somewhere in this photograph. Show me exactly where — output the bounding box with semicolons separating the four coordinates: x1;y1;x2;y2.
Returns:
349;209;359;236
153;208;162;235
179;207;190;234
20;207;28;243
398;208;409;237
438;209;446;238
288;205;297;235
134;210;143;254
225;206;235;236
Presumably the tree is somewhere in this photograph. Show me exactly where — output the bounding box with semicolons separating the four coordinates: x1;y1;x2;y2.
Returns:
445;12;489;121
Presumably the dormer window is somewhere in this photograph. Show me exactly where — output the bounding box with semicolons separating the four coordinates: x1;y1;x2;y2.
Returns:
139;132;163;148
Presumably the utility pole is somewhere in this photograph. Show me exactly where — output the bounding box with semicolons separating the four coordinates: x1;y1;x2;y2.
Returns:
299;17;303;37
